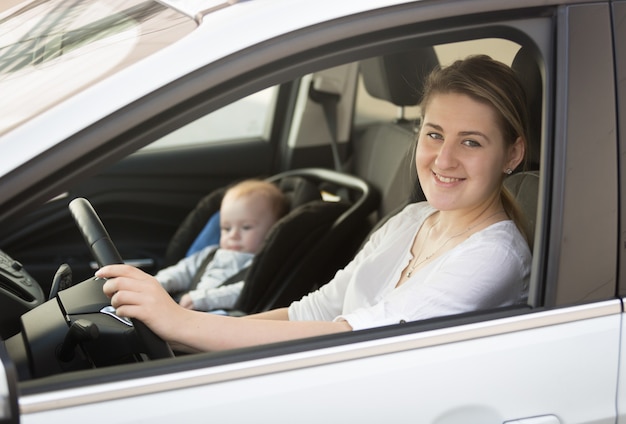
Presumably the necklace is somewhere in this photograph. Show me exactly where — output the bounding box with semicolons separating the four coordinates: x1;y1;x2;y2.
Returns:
405;210;505;278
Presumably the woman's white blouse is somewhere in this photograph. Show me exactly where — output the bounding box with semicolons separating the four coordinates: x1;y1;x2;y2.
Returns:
288;202;531;330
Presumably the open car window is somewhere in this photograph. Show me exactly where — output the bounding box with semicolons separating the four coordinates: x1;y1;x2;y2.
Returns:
12;24;546;379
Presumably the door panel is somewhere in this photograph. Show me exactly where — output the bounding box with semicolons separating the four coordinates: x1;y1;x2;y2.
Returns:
19;302;621;423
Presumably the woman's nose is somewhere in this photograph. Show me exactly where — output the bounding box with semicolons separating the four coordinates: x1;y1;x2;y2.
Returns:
434;140;458;169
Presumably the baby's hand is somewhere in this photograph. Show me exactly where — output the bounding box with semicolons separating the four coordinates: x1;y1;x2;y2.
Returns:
179;294;194;310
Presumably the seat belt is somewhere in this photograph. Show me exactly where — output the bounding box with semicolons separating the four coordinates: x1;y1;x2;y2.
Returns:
189;249;250;291
309;77;352;201
309;78;343;172
219;266;250;286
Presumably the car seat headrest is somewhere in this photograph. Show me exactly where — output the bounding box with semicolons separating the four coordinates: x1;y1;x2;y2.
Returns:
511;46;542;169
359;46;439;107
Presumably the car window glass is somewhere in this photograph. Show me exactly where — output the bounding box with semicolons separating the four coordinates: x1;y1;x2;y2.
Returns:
143;86;279;151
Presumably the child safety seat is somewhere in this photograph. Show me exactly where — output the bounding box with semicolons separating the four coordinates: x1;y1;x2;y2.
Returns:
162;168;379;314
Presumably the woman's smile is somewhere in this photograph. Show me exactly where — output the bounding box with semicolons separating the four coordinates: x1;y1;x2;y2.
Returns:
432;170;465;185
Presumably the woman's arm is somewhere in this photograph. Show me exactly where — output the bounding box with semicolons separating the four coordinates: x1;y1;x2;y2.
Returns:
177;309;351;351
246;307;290;320
98;264;351;352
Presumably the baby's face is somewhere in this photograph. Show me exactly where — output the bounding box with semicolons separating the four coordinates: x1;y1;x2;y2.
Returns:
219;192;277;254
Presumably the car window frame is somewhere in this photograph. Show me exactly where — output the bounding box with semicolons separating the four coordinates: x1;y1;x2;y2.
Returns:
12;5;564;395
546;2;619;305
614;0;626;298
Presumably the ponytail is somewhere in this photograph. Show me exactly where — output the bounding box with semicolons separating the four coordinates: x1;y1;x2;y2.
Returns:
501;186;529;245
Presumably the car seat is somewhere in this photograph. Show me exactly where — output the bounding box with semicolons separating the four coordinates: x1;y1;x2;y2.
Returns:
162;168;379;314
351;46;440;221
354;45;542;252
505;45;543;249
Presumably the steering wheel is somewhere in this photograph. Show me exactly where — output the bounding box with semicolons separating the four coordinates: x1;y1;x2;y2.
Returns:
68;197;174;360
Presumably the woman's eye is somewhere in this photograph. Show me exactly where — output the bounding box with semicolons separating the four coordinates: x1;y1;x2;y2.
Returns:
462;139;481;148
427;132;443;141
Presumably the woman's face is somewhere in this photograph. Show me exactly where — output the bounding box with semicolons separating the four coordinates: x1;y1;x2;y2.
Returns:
415;92;523;213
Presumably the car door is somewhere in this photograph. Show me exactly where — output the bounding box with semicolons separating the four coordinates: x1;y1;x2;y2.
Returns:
1;1;624;423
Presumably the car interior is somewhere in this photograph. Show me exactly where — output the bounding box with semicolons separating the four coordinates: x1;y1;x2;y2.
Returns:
0;30;544;384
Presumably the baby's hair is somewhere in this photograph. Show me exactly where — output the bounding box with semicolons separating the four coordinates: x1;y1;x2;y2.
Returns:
225;179;289;221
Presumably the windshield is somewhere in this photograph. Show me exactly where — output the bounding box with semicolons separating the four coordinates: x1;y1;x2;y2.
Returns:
0;0;196;136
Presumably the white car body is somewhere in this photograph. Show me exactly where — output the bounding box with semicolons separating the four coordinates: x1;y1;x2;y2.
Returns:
0;0;625;423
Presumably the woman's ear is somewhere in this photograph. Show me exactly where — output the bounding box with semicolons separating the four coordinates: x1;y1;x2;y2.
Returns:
506;137;526;172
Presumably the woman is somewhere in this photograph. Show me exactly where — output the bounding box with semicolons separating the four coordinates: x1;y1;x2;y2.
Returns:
98;54;532;353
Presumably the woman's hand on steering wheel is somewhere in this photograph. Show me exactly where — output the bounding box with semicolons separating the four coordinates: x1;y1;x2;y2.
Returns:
69;197;174;359
99;264;184;340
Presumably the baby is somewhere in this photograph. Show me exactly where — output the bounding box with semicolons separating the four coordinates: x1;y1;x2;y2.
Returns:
155;179;288;311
